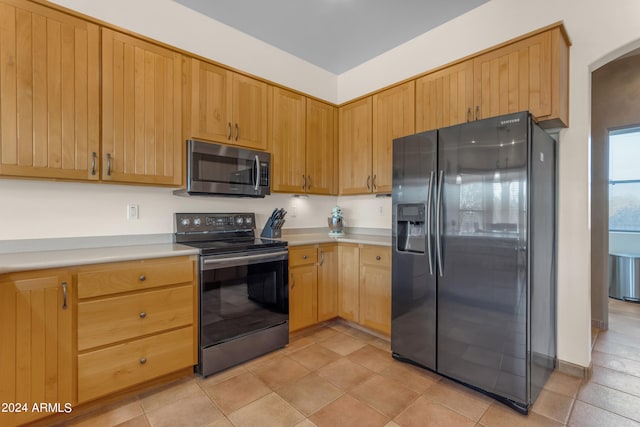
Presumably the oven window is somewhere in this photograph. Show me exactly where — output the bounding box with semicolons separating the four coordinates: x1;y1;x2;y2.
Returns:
200;260;288;348
194;153;255;185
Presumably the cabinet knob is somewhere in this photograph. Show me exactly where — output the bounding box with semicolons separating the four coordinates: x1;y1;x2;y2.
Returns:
139;312;147;319
139;275;146;281
376;256;381;261
139;357;147;365
302;255;307;259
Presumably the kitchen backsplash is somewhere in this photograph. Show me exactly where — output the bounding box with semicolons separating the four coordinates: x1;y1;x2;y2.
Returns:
0;179;392;240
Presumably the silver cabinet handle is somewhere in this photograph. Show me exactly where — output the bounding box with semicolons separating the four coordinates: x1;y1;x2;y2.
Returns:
376;255;381;261
307;175;312;190
475;105;480;121
367;175;371;190
139;357;147;365
302;175;306;191
302;255;307;259
139;275;146;282
435;170;444;277
235;123;239;141
139;312;147;319
227;122;232;140
373;174;377;191
319;249;325;266
91;152;96;176
426;171;435;275
291;273;295;290
106;153;112;176
466;107;471;122
61;281;68;310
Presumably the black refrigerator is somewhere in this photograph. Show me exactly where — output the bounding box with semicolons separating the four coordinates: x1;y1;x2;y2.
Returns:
391;111;556;414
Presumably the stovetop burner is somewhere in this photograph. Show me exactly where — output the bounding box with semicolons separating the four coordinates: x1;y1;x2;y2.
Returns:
174;212;287;255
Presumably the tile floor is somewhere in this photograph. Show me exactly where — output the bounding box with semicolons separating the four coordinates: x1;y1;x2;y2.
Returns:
58;299;640;427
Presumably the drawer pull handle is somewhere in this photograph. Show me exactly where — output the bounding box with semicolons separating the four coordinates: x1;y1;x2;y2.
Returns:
139;312;147;319
139;357;147;365
376;256;381;261
139;275;146;281
302;255;307;259
61;281;68;310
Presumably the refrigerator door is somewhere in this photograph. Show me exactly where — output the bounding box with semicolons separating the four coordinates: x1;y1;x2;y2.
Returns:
436;112;529;406
391;130;437;370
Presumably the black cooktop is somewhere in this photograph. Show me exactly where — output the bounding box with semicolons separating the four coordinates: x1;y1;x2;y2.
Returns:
180;237;287;256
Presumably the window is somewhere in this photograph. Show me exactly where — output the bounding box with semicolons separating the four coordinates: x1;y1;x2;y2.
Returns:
609;127;640;232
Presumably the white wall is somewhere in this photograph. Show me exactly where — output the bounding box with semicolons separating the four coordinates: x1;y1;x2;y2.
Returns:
13;0;640;369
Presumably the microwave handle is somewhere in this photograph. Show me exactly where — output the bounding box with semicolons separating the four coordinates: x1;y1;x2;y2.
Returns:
254;155;260;191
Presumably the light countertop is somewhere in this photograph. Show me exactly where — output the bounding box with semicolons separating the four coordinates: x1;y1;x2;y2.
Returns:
279;232;391;247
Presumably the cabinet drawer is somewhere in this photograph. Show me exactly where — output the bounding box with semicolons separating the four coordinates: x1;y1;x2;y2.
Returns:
77;257;194;298
77;285;193;351
289;246;318;267
77;326;194;403
360;246;391;268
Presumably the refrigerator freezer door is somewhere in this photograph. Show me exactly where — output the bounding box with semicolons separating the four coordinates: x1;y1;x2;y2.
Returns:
391;130;437;370
436;112;529;405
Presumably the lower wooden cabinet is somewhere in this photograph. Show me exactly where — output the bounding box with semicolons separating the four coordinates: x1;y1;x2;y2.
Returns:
337;244;360;322
288;244;339;332
359;246;392;335
0;270;74;427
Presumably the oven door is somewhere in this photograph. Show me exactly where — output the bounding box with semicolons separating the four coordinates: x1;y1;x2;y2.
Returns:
199;249;288;350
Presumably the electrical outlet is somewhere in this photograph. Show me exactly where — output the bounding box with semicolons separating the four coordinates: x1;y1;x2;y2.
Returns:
379;205;384;216
127;204;139;220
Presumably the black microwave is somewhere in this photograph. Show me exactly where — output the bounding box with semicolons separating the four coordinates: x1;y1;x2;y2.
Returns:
179;139;270;197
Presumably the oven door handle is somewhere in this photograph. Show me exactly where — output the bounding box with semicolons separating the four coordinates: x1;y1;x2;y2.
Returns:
202;250;288;270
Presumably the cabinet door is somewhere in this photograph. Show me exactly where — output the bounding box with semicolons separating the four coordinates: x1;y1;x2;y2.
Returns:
186;59;232;144
473;31;552;122
372;82;415;193
416;60;474;132
289;264;318;332
317;244;338;321
337;244;360;322
339;97;372;195
271;88;306;192
359;246;391;335
232;73;268;150
0;0;99;180
306;99;337;195
102;28;182;185
0;271;73;426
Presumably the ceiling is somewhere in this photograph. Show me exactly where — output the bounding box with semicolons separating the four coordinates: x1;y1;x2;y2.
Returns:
175;0;489;74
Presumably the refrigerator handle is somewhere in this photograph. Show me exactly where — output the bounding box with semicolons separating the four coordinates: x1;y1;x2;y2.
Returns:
435;170;444;277
426;170;435;275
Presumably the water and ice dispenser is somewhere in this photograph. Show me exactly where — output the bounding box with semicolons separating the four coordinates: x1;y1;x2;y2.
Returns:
396;203;426;253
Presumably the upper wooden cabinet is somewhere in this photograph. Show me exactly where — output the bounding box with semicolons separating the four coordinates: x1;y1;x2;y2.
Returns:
0;270;74;427
473;26;569;127
270;87;307;193
185;58;267;150
416;60;474;132
0;0;100;181
340;82;414;195
372;81;415;193
101;28;183;185
416;24;569;132
305;99;337;195
339;97;372;195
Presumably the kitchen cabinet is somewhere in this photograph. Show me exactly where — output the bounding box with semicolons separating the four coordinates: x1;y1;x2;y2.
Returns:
473;26;569;127
359;246;392;335
416;60;474;132
317;243;339;321
101;28;183;185
271;93;337;195
75;256;197;403
372;81;415;194
270;88;307;193
288;246;318;332
185;58;268;150
339;98;372;195
0;270;74;427
337;243;360;322
0;0;100;181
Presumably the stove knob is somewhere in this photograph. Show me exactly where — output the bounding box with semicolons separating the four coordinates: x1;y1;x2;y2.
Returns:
235;216;244;226
193;217;202;227
180;218;191;227
245;216;253;225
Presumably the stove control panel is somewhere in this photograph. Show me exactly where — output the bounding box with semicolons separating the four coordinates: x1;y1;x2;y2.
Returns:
175;212;256;234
